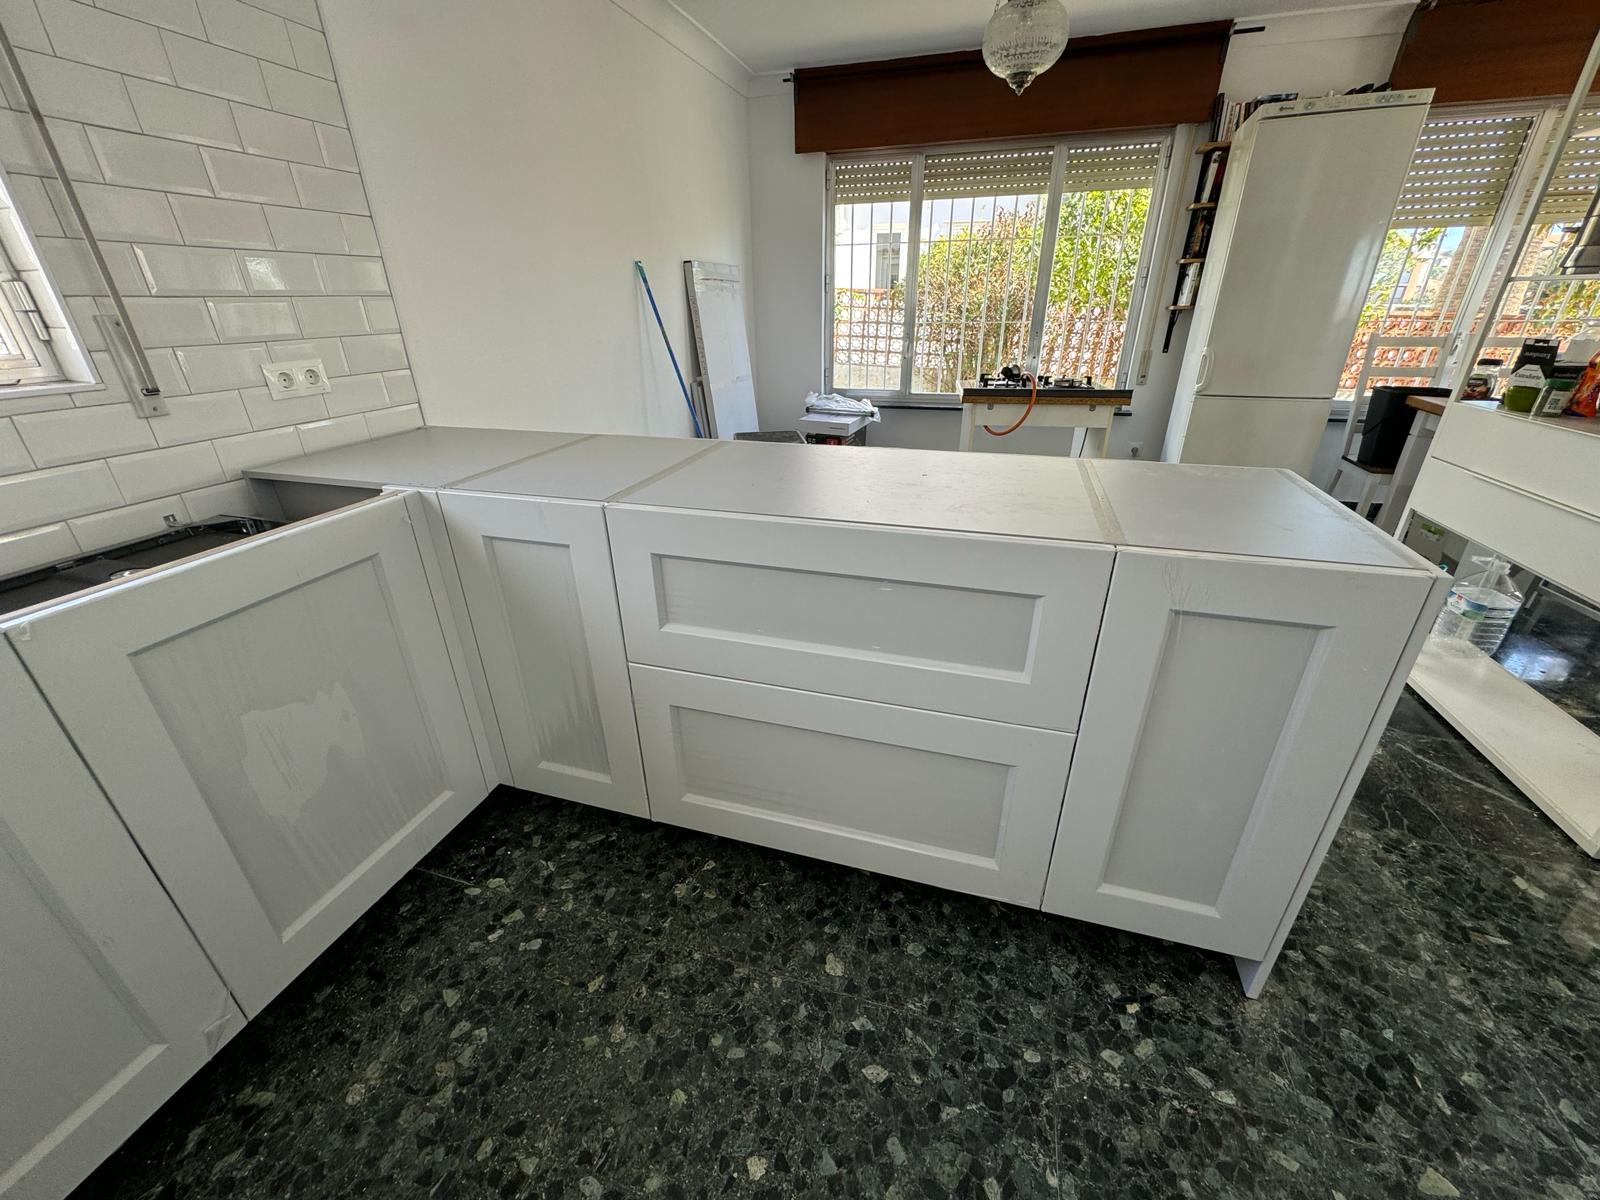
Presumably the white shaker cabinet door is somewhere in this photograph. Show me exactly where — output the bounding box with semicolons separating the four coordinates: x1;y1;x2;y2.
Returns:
6;492;488;1017
1043;549;1433;957
1;644;244;1200
439;491;646;816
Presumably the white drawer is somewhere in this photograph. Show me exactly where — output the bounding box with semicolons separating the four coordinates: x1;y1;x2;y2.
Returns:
631;665;1074;905
607;506;1111;731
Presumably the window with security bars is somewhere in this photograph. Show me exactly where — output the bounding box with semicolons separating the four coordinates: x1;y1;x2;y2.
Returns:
828;135;1167;401
1338;110;1538;400
1486;112;1600;357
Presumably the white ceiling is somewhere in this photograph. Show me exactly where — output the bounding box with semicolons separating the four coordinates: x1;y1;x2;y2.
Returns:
669;0;1388;75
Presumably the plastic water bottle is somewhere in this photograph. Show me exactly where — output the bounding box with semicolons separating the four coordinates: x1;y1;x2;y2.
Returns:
1430;555;1523;655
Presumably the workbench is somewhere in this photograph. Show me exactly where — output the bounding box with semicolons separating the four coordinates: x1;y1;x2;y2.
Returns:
957;386;1132;456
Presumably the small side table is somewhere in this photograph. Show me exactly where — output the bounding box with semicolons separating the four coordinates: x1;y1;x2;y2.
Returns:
1377;394;1447;534
957;387;1132;457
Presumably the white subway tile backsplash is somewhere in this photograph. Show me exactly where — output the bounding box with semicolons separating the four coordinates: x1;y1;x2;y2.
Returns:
150;389;250;445
76;351;132;405
268;336;345;372
65;298;108;350
323;371;387;416
0;417;34;474
0;0;55;51
134;243;245;295
97;0;205;37
126;78;241;148
340;213;378;255
9;174;65;238
295;412;365;453
232;103;320;163
38;235;143;296
314;122;355;170
175;342;269;390
36;0;174;82
69;495;189;550
183;475;269;519
294;296;366;336
0;111;100;180
67;182;182;243
316;254;386;294
161;30;269;105
145;348;191;395
263;203;345;252
290;162;366;214
240;382;323;428
381;369;417;407
0;521;80;576
169;194;273;247
362;296;399;333
198;0;293;66
0;460;123;533
15;402;156;466
364;404;423;439
286;23;332;78
260;61;342;125
201;146;296;204
241;249;322;293
87;126;211;194
208;297;297;340
124;296;220;345
13;49;139;129
212;423;299;475
237;0;317;28
341;332;405;374
108;440;223;501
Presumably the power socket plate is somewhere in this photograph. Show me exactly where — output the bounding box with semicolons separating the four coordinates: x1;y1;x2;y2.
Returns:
262;358;331;399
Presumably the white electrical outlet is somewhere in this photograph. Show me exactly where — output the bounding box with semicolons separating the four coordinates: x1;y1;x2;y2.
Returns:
262;358;331;398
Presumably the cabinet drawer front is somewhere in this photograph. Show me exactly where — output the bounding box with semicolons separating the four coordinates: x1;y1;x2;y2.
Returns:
608;507;1111;730
632;666;1074;904
440;491;647;816
6;493;488;1016
1042;550;1433;958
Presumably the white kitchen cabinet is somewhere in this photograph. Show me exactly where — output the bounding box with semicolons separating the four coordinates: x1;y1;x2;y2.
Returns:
5;492;488;1017
1;644;244;1200
439;490;647;816
607;506;1112;730
631;665;1075;904
1042;549;1436;961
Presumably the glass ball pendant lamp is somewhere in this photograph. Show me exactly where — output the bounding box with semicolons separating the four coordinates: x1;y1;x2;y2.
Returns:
982;0;1070;95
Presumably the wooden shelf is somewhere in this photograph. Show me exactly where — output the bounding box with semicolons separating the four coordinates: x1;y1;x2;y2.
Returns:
1169;303;1195;312
1188;201;1217;211
1196;140;1231;154
1178;256;1205;264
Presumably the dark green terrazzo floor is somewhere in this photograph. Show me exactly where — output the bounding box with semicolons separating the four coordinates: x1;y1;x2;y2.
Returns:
73;691;1600;1199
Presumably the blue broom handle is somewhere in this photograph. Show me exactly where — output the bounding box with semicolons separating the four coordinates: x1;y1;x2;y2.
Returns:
634;259;703;438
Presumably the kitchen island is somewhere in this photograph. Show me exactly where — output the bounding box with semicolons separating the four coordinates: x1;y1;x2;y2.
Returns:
4;426;1445;1199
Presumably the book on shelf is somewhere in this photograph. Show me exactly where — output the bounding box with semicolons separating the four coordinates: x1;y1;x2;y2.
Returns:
1176;263;1202;307
1210;92;1300;141
1183;213;1213;258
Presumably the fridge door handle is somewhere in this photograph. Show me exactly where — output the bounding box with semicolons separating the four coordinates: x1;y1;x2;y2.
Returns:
1195;346;1212;392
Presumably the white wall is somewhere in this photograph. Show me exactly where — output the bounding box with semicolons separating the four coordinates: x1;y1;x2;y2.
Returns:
0;0;424;582
320;0;753;437
744;3;1414;460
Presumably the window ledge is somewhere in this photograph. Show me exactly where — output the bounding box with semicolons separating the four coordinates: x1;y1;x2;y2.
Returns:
0;377;93;407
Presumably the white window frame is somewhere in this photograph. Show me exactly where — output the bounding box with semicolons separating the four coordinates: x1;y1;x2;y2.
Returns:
824;130;1174;408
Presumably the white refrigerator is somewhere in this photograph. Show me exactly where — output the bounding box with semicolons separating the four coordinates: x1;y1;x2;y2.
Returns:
1162;90;1433;476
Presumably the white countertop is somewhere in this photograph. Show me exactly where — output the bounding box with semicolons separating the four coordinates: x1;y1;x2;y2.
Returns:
247;426;1434;571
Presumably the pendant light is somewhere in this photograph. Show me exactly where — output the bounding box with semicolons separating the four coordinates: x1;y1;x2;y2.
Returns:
982;0;1070;95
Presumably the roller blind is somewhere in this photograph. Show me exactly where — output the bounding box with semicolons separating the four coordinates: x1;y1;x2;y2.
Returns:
1058;138;1165;193
831;158;914;204
1537;113;1600;222
1391;113;1535;227
922;147;1053;198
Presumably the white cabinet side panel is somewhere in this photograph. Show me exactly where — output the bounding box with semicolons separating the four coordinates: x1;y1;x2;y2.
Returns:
6;494;489;1016
440;491;647;816
1043;549;1431;957
632;666;1074;905
0;644;243;1200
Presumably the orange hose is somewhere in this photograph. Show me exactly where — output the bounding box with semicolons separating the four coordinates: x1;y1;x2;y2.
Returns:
983;370;1038;435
